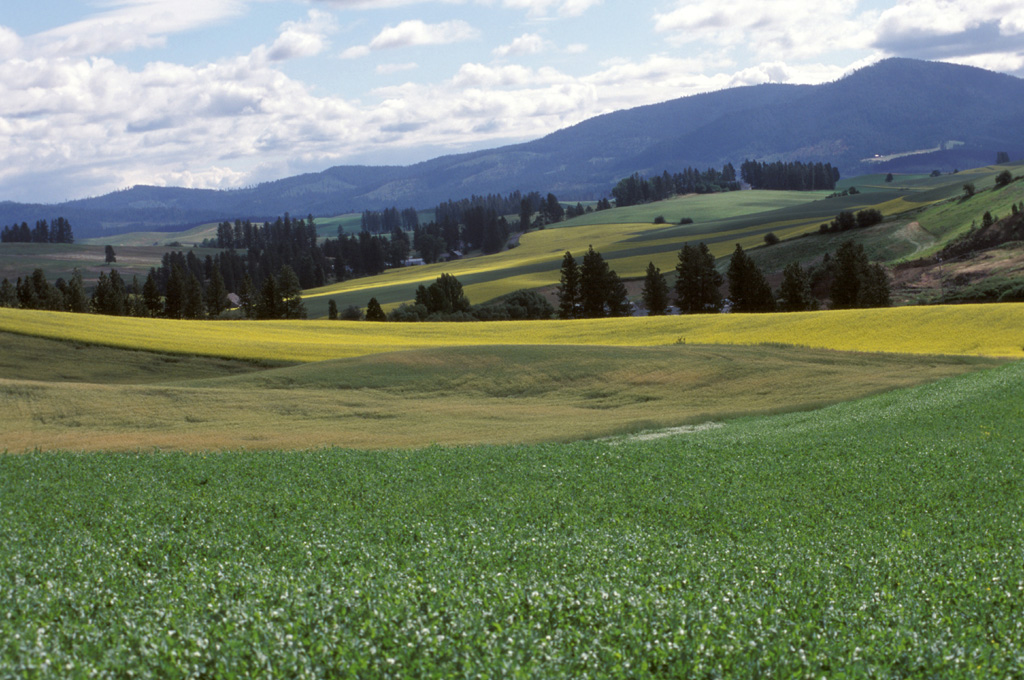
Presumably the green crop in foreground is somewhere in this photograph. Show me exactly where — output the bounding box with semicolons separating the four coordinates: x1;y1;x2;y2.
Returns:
2;361;1023;677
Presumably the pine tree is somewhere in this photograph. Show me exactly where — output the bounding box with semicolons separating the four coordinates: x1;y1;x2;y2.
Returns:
777;262;816;312
674;242;722;314
606;270;632;317
556;251;581;319
184;272;205;319
0;278;17;307
142;270;162;317
641;261;670;315
205;268;228;317
104;245;117;264
727;244;775;313
365;297;386;321
328;299;338;320
66;268;89;313
580;245;611;318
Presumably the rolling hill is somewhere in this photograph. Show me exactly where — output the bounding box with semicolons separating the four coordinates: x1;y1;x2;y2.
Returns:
1;58;1022;238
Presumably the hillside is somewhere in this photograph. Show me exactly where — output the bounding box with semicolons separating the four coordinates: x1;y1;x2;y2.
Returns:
1;58;1022;238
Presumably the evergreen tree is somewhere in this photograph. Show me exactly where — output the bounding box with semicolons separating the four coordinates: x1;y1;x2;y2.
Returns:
128;276;148;317
238;274;256;319
556;251;581;319
256;274;279;320
365;297;386;321
727;244;775;313
142;270;162;317
328;299;338;320
184;272;205;319
66;268;89;313
421;273;470;316
828;241;889;309
674;243;723;314
641;261;670;315
164;265;187;319
777;262;817;312
104;245;117;264
606;270;632;317
276;265;307;319
205;268;228;317
0;278;16;307
580;245;612;318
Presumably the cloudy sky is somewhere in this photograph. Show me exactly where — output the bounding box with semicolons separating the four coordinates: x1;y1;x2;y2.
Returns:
1;0;1022;204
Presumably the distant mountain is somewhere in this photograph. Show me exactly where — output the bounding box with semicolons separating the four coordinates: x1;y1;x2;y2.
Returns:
3;58;1023;238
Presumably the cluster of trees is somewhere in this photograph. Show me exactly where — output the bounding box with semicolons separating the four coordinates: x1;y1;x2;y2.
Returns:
348;275;554;322
636;239;891;316
611;166;740;207
556;246;631;318
0;269;88;313
359;207;421;234
818;208;884;234
0;258;307;320
1;218;75;244
740;160;839;191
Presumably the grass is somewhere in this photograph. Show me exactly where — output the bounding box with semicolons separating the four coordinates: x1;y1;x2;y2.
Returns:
2;359;1023;676
0;333;1000;452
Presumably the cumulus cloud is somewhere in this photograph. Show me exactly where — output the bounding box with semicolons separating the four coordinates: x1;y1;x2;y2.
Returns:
872;0;1024;63
262;10;337;62
654;0;871;60
0;25;23;60
493;33;552;58
342;19;479;58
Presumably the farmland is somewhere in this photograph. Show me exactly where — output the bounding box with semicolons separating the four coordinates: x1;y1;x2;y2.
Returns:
1;302;1020;452
2;358;1023;676
299;164;1022;318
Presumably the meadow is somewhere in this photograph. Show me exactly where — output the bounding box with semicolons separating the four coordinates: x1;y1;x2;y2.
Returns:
2;357;1022;677
1;303;1020;452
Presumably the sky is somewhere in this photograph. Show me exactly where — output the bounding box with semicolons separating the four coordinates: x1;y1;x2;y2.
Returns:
1;1;1022;204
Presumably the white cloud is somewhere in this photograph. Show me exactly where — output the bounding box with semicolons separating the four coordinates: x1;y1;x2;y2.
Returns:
493;33;551;58
501;0;602;18
654;0;871;60
28;0;248;57
0;25;23;60
343;19;479;58
262;10;337;62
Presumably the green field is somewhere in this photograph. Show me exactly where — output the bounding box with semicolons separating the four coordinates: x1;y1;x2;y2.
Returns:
2;325;1003;452
3;358;1022;677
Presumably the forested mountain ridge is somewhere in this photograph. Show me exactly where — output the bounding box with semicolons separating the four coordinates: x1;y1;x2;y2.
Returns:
2;58;1022;238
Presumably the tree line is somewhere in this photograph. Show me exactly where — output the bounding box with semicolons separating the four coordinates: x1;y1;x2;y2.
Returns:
740;160;840;191
611;165;740;208
337;275;555;322
636;239;890;316
1;218;75;244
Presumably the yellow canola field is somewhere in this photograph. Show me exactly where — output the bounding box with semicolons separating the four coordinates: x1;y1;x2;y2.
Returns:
1;304;1022;363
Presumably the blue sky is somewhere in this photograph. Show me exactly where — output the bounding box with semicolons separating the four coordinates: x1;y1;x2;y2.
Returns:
1;0;1022;203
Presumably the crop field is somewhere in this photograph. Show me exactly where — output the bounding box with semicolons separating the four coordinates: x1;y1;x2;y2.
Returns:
299;169;1021;317
3;303;1023;362
1;303;1019;452
2;358;1023;676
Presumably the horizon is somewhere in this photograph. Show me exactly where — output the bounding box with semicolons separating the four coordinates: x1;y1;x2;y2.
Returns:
2;1;1023;205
